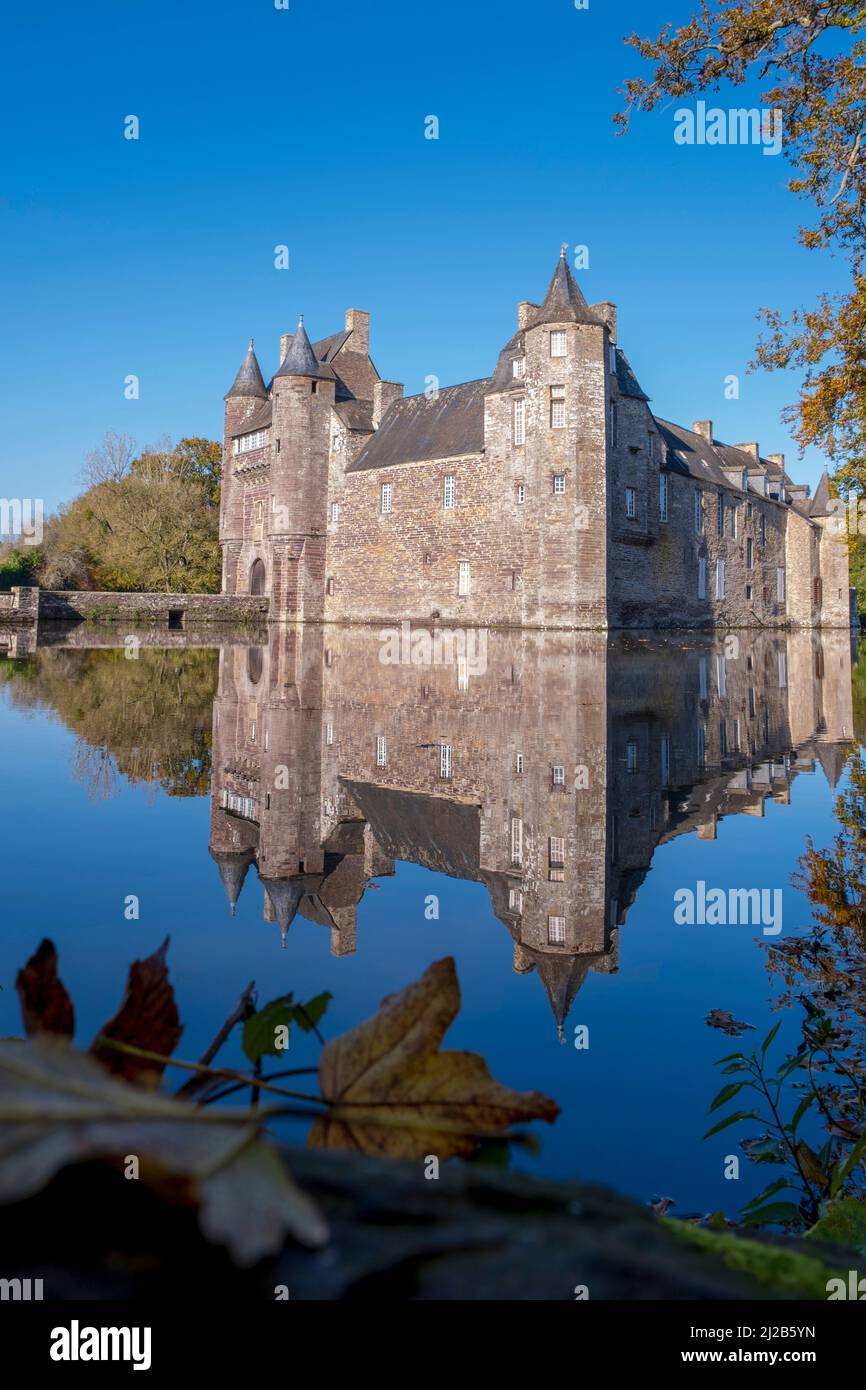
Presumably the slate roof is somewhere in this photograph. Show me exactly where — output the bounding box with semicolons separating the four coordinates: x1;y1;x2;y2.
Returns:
274;316;336;381
525;251;601;329
809;469;834;517
336;399;374;433
225;340;268;400
484;331;525;396
232;398;273;437
656;419;804;510
616;349;649;401
347;379;488;472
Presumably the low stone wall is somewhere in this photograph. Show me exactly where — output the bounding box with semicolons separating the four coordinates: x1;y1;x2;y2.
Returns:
38;591;270;626
0;586;39;622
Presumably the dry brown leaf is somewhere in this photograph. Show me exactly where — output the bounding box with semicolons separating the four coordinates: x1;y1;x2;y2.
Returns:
91;936;182;1087
0;1036;327;1263
309;956;559;1159
15;939;74;1039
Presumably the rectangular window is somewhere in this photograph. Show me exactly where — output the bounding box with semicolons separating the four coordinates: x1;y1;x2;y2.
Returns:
625;487;636;519
609;400;618;446
552;765;566;787
746;584;753;602
813;576;823;607
550;330;567;358
549;836;566;867
458;560;471;596
748;687;756;719
717;654;727;697
326;576;335;595
439;743;452;779
508;888;523;913
512;357;526;379
760;512;766;547
510;816;523;866
626;740;638;772
548;916;566;945
720;720;728;757
660;733;671;786
717;492;724;537
609;344;617;373
697;724;706;769
236;428;270;455
746;500;753;519
516;482;526;504
776;567;786;602
329;502;340;524
698;556;707;600
730;504;737;539
732;719;740;752
699;655;708;699
694;489;704;534
515;752;524;774
659;473;668;522
443;475;455;509
380;482;392;514
746;537;753;570
553;474;566;496
716;557;726;600
375;734;387;768
325;721;334;746
778;651;787;689
550;386;566;429
512;397;526;446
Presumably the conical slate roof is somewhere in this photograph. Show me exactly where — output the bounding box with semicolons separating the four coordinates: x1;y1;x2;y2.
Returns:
225;339;268;400
523;946;607;1044
526;248;601;329
274;315;333;380
809;470;834;517
210;848;256;916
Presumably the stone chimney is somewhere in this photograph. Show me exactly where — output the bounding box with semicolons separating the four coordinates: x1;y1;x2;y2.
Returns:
517;302;537;330
766;452;785;469
736;442;761;462
590;301;618;341
373;380;403;428
693;420;714;444
345;308;370;354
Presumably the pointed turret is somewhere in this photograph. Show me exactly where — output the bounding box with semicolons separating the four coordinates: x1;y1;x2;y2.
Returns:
225;338;268;400
275;315;333;380
526;246;600;330
809;470;834;517
523;946;606;1043
210;848;255;916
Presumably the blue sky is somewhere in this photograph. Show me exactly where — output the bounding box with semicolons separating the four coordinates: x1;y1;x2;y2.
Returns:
1;0;845;511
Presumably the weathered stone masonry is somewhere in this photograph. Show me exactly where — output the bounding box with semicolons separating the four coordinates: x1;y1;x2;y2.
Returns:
219;252;852;630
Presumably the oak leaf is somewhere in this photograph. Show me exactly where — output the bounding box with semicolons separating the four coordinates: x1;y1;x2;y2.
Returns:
309;957;559;1159
91;936;182;1087
16;939;74;1039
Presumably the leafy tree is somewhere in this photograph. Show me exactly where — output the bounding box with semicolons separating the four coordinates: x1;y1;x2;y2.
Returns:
617;3;866;479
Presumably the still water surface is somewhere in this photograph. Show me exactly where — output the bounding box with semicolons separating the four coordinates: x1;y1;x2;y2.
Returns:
0;622;859;1216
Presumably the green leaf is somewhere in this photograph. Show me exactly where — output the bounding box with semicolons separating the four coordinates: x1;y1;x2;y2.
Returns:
709;1081;747;1114
742;1178;796;1212
292;992;332;1033
830;1132;866;1199
807;1198;866;1255
761;1021;782;1057
703;1110;759;1140
740;1201;804;1228
786;1093;816;1139
242;994;295;1065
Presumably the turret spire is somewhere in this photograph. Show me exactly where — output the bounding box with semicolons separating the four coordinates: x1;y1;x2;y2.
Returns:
224;339;267;400
275;314;331;380
525;250;600;329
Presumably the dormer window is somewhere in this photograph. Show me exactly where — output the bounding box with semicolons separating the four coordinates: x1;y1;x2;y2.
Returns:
763;474;771;496
512;357;526;380
742;470;748;493
550;330;567;358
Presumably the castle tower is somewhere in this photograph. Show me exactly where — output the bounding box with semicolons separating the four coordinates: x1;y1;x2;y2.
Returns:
221;340;268;595
269;317;337;621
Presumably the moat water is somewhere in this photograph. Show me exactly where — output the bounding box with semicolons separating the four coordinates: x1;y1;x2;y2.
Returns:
0;622;861;1218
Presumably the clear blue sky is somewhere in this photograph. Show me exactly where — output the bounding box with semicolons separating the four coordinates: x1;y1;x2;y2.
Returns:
1;0;845;511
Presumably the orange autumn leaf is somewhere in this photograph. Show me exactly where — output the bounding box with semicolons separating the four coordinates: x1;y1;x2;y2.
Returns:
309;957;559;1159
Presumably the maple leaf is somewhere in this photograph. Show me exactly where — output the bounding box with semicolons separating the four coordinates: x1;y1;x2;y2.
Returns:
91;937;182;1088
309;957;559;1159
0;1036;327;1264
16;939;74;1039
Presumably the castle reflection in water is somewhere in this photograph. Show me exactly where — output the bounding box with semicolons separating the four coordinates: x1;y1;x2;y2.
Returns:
207;624;854;1040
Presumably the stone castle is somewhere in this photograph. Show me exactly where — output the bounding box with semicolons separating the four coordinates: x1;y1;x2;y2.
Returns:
220;250;852;630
